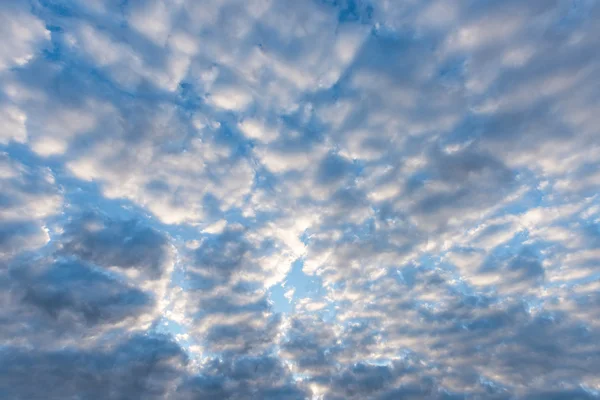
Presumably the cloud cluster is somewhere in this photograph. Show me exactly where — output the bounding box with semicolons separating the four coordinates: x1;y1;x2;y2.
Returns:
1;0;600;398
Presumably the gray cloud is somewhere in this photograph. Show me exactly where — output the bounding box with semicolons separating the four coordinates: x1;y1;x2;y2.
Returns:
0;334;188;400
60;212;172;279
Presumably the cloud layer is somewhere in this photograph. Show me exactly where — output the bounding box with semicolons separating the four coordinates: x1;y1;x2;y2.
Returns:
1;0;600;398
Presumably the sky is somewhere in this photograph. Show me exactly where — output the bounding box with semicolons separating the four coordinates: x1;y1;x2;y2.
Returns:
0;0;600;399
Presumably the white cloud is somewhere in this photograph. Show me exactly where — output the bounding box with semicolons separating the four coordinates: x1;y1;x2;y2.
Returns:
0;104;27;144
0;2;49;72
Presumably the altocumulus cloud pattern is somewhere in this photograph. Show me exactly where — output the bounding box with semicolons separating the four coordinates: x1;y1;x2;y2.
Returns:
1;0;600;399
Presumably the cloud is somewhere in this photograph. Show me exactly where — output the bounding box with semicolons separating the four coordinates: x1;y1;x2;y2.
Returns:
0;334;188;400
178;355;308;400
0;0;49;72
0;154;60;261
1;0;600;398
7;258;153;337
60;212;173;280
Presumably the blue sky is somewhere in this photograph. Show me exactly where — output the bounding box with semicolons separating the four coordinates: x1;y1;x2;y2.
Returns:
1;0;600;399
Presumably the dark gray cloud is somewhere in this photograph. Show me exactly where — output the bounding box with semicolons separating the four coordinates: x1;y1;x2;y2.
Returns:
1;257;154;347
178;355;308;400
60;212;172;279
17;259;151;325
192;228;251;282
0;334;188;400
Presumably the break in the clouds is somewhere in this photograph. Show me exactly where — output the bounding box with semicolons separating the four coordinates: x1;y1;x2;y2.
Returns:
1;0;600;399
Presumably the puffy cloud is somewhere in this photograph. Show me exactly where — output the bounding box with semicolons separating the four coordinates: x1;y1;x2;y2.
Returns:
0;334;188;400
0;0;49;72
0;154;60;261
60;212;174;280
178;354;308;400
1;0;600;398
3;258;154;346
0;211;177;348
